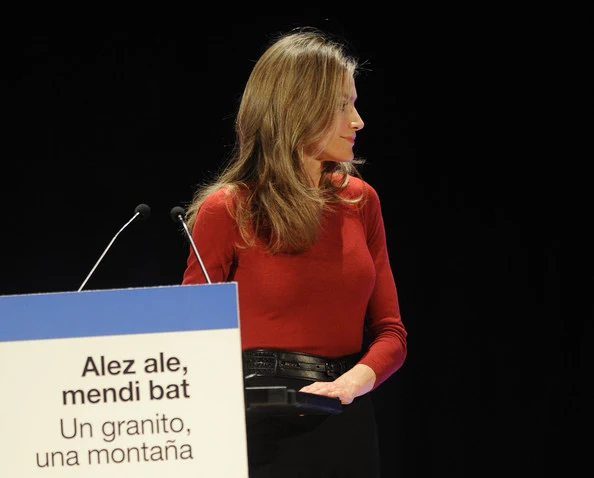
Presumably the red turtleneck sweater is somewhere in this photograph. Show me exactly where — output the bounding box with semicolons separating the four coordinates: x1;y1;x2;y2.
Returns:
182;176;407;388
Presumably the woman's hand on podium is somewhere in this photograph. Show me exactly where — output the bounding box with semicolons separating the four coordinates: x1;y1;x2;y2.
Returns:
299;364;376;405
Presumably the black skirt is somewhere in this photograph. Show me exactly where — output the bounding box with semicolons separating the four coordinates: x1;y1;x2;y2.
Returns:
245;375;381;478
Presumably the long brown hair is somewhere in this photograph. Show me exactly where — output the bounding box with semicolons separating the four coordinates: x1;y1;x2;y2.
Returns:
185;27;366;254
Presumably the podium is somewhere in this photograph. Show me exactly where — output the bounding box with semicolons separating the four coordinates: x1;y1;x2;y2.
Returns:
245;385;342;415
0;283;248;477
0;283;343;477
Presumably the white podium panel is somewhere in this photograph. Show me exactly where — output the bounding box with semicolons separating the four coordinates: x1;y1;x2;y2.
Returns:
0;283;248;477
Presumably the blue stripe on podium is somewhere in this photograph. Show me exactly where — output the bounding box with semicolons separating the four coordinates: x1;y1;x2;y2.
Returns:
0;283;239;342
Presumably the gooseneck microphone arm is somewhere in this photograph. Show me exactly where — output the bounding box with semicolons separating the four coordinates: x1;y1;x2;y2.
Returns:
77;203;151;292
170;206;212;284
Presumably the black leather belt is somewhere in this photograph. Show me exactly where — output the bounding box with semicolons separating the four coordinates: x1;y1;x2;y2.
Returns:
243;349;361;382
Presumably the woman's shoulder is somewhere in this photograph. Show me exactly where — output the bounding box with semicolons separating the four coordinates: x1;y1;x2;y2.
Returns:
199;186;238;214
202;187;230;205
339;174;378;199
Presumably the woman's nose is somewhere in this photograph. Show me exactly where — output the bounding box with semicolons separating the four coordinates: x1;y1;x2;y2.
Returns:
351;117;364;130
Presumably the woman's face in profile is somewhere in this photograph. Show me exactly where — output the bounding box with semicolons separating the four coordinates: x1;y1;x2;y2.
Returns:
316;77;365;164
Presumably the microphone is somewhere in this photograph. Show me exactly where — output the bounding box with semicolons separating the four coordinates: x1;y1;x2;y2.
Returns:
77;203;151;292
170;206;212;284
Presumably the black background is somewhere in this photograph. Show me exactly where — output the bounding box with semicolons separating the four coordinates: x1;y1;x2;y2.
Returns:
1;8;577;477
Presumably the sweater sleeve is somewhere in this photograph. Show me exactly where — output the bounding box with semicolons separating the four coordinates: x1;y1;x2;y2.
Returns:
358;183;408;388
182;189;238;285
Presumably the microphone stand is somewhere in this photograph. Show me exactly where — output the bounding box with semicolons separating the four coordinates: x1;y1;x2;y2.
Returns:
78;204;150;292
170;206;211;284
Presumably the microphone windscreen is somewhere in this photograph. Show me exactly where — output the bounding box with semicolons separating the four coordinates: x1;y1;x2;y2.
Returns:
170;206;186;223
134;203;151;220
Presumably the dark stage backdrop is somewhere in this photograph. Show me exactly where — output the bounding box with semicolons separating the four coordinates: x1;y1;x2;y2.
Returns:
1;11;573;478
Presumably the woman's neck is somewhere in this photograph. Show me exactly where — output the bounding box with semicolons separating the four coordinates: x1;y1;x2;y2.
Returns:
303;157;323;187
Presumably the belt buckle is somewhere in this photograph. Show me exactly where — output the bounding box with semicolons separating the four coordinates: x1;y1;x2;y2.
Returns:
326;360;341;378
249;350;278;375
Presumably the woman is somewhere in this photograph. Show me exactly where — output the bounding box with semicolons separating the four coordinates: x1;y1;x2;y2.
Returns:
182;26;407;477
